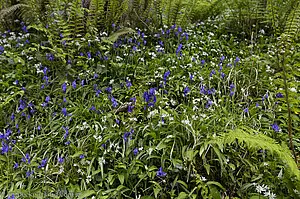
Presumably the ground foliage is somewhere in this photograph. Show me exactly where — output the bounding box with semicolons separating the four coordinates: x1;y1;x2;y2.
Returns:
0;1;300;199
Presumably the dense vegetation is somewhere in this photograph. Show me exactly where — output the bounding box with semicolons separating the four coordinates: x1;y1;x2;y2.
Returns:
0;0;300;198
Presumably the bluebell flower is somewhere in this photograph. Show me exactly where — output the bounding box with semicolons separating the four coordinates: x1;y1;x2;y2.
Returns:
79;52;84;56
1;141;11;154
189;74;194;81
62;108;67;116
8;194;15;199
126;80;132;88
45;96;50;103
244;108;249;113
205;99;213;108
18;99;27;111
14;80;19;85
123;132;131;142
156;167;167;177
62;83;67;93
221;72;226;79
271;123;280;132
81;79;85;86
11;113;15;121
116;119;120;125
111;97;118;108
128;105;134;113
22;153;31;164
276;93;284;98
184;86;190;97
207;88;215;95
72;80;76;89
63;97;67;103
65;141;70;145
63;126;69;139
200;85;207;95
79;154;85;159
87;52;91;59
26;170;34;178
132;46;137;51
41;102;48;108
60;33;63;38
67;59;71;64
0;46;4;54
234;57;240;65
112;23;116;28
46;53;54;61
21;22;28;33
38;158;48;168
37;126;41;131
130;97;136;103
133;148;138;156
256;102;259;107
176;44;183;56
90;106;96;111
220;56;225;62
163;70;170;83
43;67;48;75
209;70;216;77
230;83;235;91
201;60;205;65
230;91;234;97
106;86;112;93
178;26;182;33
58;156;64;164
13;162;18;169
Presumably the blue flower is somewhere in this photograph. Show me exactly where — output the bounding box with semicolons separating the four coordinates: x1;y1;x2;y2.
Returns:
156;167;167;177
176;44;183;56
111;97;118;108
209;70;216;77
62;83;67;93
87;52;92;59
43;67;48;75
244;108;249;113
58;156;64;164
230;83;235;91
271;123;280;132
130;97;136;103
65;141;70;145
63;126;69;139
22;153;31;164
126;80;132;88
106;86;112;93
8;194;15;199
26;170;34;178
133;148;138;156
1;141;11;154
10;113;15;121
128;105;134;113
205;99;213;108
220;56;225;62
13;162;19;169
163;71;170;83
46;53;54;61
72;80;76;89
62;108;67;116
90;106;96;111
38;158;48;168
276;93;284;98
116;119;120;125
184;86;190;97
234;57;240;65
0;46;4;54
79;154;85;159
201;60;205;65
221;72;226;79
45;96;51;103
81;79;85;86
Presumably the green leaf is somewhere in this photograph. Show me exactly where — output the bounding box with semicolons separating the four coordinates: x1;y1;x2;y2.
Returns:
118;173;125;185
175;192;188;199
77;190;95;199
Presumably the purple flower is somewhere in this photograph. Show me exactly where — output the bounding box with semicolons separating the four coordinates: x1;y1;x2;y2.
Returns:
221;72;226;79
244;108;249;113
271;123;280;132
132;46;137;51
22;153;31;164
79;154;85;159
72;80;76;89
106;86;112;93
133;148;138;156
163;71;170;83
13;162;19;169
45;96;50;103
58;156;64;164
184;86;190;97
205;99;213;108
62;108;67;116
209;70;216;77
126;80;132;88
26;170;34;178
38;158;48;168
87;52;91;59
111;97;118;108
276;93;284;98
234;57;240;65
130;97;136;103
220;56;225;62
90;106;96;111
46;53;54;61
116;119;120;125
1;141;11;154
128;105;134;113
230;83;235;91
43;67;48;75
65;141;70;145
62;83;67;93
81;79;85;86
8;194;15;199
156;167;167;177
37;126;41;131
11;113;15;121
176;44;183;56
63;126;69;139
201;60;205;65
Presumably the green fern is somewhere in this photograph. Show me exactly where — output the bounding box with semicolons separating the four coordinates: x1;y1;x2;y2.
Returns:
209;127;300;180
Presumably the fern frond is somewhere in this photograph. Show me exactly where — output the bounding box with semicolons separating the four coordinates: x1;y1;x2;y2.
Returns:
209;127;300;180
